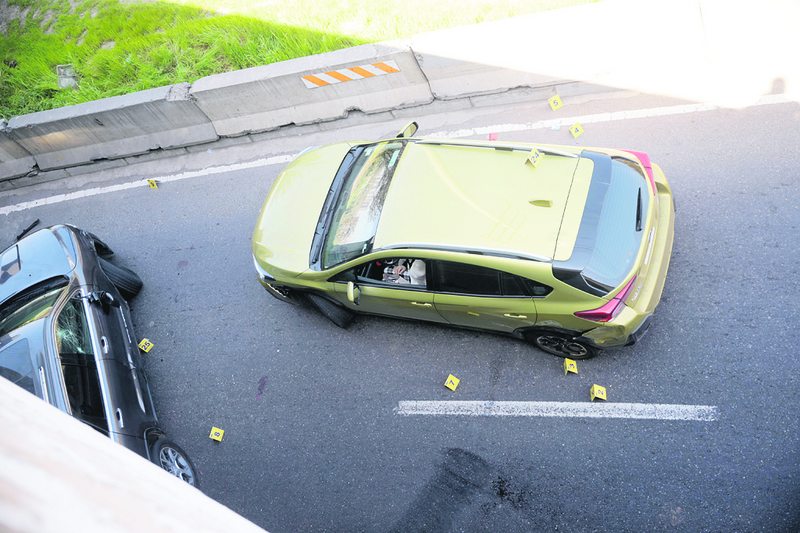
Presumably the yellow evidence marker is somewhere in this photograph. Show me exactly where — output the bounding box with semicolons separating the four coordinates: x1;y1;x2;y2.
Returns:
563;358;578;375
526;148;543;168
137;338;154;353
590;384;607;401
569;123;585;139
146;179;159;189
209;427;225;442
444;374;460;392
548;94;563;111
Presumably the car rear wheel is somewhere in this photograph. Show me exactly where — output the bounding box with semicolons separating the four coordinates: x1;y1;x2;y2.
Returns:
150;438;198;487
305;293;355;329
98;257;143;300
529;332;598;360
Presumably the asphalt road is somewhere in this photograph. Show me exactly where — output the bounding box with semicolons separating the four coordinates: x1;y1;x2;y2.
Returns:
2;91;799;532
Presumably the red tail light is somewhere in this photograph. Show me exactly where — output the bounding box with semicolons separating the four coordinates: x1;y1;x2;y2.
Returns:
622;150;657;194
574;276;637;323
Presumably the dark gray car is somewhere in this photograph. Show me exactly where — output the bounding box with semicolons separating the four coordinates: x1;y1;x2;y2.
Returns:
0;224;197;486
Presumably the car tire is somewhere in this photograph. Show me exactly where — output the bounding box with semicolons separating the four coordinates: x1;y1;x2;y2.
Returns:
527;331;598;360
150;437;198;487
88;232;114;258
98;257;143;300
305;293;355;329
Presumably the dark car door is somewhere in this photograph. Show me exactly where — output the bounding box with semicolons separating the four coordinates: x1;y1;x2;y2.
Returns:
80;280;155;439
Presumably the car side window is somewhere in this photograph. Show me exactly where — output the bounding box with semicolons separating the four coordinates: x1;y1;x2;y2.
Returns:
434;262;551;297
434;262;502;296
56;296;108;435
335;258;428;289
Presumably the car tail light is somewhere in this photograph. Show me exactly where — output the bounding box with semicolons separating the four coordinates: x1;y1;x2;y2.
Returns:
574;276;637;322
622;150;657;194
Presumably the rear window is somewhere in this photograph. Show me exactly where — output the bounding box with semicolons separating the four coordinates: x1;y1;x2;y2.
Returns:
554;153;650;295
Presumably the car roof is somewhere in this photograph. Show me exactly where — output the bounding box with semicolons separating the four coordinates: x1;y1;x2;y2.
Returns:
372;140;594;261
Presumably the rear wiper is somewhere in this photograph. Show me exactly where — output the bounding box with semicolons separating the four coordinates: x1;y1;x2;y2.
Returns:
635;188;643;231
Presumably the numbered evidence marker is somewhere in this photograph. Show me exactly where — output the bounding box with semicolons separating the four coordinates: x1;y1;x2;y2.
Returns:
526;147;543;168
209;427;225;442
563;358;578;375
569;122;585;139
444;374;460;392
137;338;154;353
590;384;607;401
548;94;564;111
146;179;159;189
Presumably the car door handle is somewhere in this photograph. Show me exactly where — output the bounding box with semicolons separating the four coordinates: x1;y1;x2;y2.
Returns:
115;408;124;428
503;313;528;319
411;302;432;307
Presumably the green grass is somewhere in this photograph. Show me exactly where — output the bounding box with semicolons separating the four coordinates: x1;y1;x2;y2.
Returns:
0;0;590;118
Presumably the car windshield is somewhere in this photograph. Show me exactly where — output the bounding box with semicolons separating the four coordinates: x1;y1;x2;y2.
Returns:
321;141;404;269
0;279;67;338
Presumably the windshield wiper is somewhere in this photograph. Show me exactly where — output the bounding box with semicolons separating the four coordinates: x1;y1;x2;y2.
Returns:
635;188;643;231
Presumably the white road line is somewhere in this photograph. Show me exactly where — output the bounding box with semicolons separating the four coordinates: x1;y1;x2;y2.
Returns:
428;93;793;138
0;154;294;216
1;93;793;216
395;401;719;422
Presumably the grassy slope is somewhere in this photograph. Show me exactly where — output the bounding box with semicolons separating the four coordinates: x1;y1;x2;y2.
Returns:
0;0;590;118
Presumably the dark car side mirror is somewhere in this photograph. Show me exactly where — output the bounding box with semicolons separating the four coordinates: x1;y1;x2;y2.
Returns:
87;291;120;313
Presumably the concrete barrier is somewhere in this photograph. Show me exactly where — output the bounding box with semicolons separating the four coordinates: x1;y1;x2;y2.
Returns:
190;43;433;136
7;83;218;171
0;121;36;180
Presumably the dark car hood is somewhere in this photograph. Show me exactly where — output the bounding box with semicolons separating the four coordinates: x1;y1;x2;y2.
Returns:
0;228;76;307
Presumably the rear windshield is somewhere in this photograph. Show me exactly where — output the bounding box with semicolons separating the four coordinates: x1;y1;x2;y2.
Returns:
554;154;650;295
320;141;405;269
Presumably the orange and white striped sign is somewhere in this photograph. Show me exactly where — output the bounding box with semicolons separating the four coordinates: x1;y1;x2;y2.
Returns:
301;60;400;89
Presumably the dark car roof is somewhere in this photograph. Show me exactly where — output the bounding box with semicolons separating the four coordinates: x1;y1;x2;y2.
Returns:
0;228;76;307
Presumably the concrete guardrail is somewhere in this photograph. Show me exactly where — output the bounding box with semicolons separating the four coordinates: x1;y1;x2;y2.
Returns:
0;120;36;179
6;83;218;172
190;43;432;136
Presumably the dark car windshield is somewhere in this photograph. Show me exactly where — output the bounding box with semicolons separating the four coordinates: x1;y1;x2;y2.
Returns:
318;141;405;269
554;153;650;295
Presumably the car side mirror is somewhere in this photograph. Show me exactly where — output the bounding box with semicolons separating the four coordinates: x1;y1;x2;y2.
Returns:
347;281;360;305
395;121;418;138
88;291;120;313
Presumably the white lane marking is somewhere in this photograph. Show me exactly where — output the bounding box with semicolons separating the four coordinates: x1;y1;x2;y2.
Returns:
428;93;793;138
1;93;793;215
0;154;294;216
396;401;718;422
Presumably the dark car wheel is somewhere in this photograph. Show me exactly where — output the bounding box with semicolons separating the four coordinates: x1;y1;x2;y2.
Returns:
528;331;598;360
98;257;143;300
150;438;198;487
305;293;355;329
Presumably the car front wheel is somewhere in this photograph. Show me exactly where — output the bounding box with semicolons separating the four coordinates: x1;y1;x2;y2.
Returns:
150;438;198;487
529;331;598;360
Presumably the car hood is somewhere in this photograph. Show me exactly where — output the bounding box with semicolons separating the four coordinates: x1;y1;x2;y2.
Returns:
0;228;76;307
252;142;353;276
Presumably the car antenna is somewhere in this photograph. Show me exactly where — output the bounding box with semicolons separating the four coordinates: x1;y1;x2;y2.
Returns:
15;219;40;242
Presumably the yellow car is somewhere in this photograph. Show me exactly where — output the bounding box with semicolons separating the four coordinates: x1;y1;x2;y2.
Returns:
252;123;675;358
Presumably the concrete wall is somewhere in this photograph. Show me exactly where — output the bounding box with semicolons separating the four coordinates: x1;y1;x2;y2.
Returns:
190;43;432;136
0;120;36;179
7;83;218;171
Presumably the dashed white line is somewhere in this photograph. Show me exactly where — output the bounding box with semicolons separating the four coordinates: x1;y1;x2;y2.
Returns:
1;93;793;216
395;400;719;422
0;154;294;216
